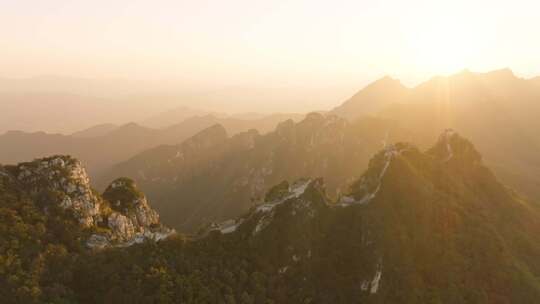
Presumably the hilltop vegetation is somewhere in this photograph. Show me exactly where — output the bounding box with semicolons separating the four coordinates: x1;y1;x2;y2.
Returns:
2;132;540;303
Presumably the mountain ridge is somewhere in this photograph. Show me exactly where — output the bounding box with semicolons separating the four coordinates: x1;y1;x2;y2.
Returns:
195;130;540;303
97;113;413;231
3;130;540;303
0;114;302;179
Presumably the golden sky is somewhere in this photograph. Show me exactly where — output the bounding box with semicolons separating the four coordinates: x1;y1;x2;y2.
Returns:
2;0;539;89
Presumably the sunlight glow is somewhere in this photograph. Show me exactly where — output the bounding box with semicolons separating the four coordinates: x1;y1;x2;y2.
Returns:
0;0;538;91
408;23;478;73
399;3;495;76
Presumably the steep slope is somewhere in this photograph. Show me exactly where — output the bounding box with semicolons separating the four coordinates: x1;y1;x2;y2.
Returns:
204;130;540;302
36;131;540;304
99;113;412;232
0;155;173;250
332;76;410;120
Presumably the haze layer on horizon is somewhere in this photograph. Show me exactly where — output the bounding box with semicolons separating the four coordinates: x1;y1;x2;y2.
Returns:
1;0;540;113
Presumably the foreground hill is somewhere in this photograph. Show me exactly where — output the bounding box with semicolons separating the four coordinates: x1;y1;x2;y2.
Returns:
0;155;172;248
98;113;412;231
332;68;540;201
0;155;173;302
4;131;540;303
0;114;301;178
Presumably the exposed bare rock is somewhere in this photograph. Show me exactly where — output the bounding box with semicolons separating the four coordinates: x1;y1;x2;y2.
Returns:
7;155;174;249
14;155;101;227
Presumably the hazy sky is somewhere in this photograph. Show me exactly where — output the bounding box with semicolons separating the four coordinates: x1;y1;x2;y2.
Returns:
2;0;539;107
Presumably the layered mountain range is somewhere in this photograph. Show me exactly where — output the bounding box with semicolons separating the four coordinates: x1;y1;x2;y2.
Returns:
0;114;301;177
2;68;540;302
98;113;413;231
3;131;540;303
90;69;540;233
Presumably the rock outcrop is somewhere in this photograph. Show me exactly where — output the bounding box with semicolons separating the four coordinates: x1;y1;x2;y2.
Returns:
100;177;169;244
8;155;173;249
14;155;101;227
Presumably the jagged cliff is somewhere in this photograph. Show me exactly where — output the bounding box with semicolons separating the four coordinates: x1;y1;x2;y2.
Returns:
3;155;173;249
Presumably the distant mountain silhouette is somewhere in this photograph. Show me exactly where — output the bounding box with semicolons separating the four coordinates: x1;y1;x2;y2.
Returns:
0;114;303;179
71;123;119;138
0;75;188;134
141;106;226;128
332;76;409;119
0;76;314;134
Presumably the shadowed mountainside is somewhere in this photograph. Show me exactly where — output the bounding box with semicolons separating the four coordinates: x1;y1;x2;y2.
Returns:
4;131;540;303
98;113;413;231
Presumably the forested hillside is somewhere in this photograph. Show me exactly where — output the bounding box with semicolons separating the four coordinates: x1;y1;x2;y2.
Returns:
3;132;540;303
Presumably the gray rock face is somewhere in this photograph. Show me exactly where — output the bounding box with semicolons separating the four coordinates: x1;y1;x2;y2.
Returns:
16;155;101;227
12;155;174;249
100;177;173;247
107;212;136;241
86;234;110;250
132;199;160;227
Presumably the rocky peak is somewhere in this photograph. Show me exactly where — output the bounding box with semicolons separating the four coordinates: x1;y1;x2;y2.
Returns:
367;75;405;91
428;129;482;164
338;130;489;209
264;180;291;202
240;179;318;235
6;155;174;249
341;143;416;206
14;155;100;227
206;178;329;237
15;155;89;187
103;177;144;212
98;177;172;246
331;75;409;120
